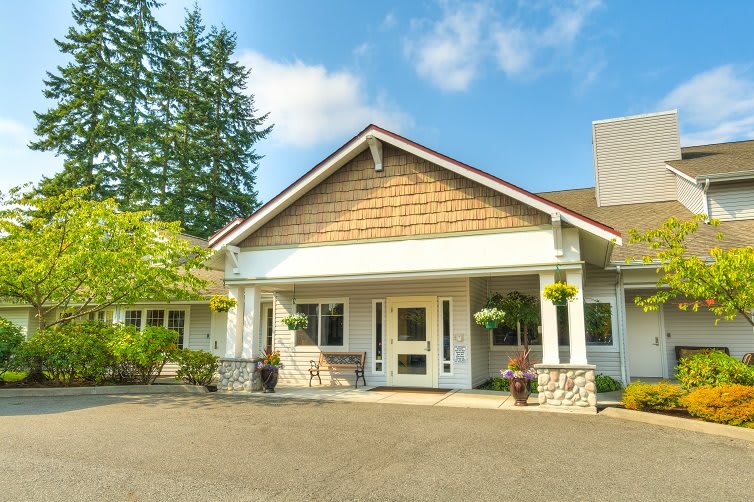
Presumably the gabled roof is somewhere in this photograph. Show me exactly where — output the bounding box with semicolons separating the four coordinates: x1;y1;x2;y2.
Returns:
209;125;622;249
666;139;754;181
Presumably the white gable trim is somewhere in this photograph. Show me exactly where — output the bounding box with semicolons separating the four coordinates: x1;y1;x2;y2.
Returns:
210;126;622;249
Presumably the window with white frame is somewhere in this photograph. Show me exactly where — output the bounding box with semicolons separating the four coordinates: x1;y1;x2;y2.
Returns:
372;300;384;373
491;320;541;347
585;301;614;346
294;300;347;348
88;309;115;323
440;298;452;374
124;308;188;348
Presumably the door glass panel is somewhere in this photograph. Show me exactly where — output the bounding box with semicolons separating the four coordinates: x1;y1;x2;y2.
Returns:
397;354;427;375
397;308;427;341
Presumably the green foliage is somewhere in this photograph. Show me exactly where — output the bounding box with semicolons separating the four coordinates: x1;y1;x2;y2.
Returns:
110;326;178;385
478;377;537;393
173;349;218;386
681;385;754;427
0;317;25;375
16;322;119;384
542;282;579;304
0;188;209;330
675;351;754;389
30;1;272;238
628;215;754;328
281;313;308;329
622;381;686;411
209;295;237;313
473;308;506;327
595;374;623;393
498;291;540;348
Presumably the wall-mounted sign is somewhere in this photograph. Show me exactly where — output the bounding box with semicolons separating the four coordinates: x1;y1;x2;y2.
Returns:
454;346;467;364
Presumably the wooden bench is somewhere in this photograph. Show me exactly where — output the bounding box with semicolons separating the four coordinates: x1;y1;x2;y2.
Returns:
675;346;730;363
309;352;367;388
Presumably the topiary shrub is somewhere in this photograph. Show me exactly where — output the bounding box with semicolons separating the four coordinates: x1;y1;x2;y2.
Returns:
0;317;25;376
622;381;686;411
595;374;623;393
676;351;754;389
109;326;178;384
681;385;754;427
172;349;218;386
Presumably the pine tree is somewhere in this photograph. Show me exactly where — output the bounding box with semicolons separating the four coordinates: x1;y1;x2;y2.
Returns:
30;0;121;196
198;26;272;237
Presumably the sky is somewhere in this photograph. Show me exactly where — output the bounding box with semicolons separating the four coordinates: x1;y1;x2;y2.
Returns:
2;0;754;204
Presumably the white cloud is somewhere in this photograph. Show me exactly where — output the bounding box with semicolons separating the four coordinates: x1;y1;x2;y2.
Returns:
353;42;372;58
405;0;602;91
0;117;62;194
240;51;412;148
381;12;397;30
405;2;489;92
659;65;754;145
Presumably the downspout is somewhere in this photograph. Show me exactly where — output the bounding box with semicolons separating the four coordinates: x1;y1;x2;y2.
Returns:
615;265;630;386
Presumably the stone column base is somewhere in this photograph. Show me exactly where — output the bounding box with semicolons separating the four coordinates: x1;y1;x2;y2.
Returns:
218;358;262;392
534;364;597;409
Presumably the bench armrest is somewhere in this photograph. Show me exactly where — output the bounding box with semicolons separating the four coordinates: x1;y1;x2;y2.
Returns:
310;360;320;369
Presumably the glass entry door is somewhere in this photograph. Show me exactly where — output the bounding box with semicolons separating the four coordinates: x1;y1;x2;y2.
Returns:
387;297;437;388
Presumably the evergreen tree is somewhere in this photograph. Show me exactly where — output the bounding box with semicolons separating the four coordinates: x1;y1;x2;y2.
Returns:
198;26;271;237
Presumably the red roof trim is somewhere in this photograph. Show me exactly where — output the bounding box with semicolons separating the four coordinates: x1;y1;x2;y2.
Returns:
209;124;621;246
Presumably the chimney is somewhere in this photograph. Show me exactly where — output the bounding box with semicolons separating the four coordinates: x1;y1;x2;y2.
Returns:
592;110;681;207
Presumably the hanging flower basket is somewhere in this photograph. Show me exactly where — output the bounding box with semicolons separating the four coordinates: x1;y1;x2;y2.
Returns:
281;313;308;331
209;295;237;313
473;307;506;329
542;282;578;306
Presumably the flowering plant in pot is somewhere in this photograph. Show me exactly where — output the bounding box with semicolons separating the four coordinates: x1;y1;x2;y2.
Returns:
257;349;282;393
209;295;237;313
542;282;578;306
501;349;537;406
473;307;506;329
281;312;308;330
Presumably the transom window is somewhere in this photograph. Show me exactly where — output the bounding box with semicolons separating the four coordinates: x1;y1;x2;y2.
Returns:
124;308;188;348
294;300;347;348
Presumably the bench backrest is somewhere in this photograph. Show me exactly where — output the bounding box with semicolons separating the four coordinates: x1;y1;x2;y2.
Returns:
319;352;365;367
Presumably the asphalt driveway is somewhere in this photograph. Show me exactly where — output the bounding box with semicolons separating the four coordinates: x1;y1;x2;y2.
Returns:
0;393;752;501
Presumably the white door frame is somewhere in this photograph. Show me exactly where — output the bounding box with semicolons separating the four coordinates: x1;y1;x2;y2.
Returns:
386;296;438;388
625;302;668;379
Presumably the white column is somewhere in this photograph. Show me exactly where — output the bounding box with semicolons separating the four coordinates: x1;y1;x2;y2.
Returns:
225;287;245;358
241;286;262;358
566;269;588;365
539;272;560;364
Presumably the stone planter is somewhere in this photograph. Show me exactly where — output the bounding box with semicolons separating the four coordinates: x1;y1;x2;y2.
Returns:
259;367;279;393
509;377;531;406
218;358;262;392
534;364;597;410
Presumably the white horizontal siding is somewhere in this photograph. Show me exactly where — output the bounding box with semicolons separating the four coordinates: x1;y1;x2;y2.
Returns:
675;174;705;215
468;278;489;387
489;349;622;381
0;307;31;336
593;112;681;206
188;304;211;351
272;277;471;389
708;181;754;221
662;303;754;372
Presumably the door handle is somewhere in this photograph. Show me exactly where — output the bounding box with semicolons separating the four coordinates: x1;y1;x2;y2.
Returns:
426;341;431;352
652;337;659;346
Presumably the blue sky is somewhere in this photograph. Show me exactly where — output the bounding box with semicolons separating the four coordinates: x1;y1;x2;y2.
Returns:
2;0;754;204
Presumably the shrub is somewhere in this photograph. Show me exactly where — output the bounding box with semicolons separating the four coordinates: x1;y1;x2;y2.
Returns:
622;381;686;411
17;322;117;384
595;374;623;393
681;385;754;427
0;317;25;375
110;325;178;384
676;351;754;389
173;349;218;386
480;377;537;393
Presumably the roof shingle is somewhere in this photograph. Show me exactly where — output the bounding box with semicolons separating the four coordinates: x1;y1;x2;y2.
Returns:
667;140;754;179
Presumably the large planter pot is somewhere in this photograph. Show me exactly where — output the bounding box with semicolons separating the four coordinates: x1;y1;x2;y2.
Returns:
509;377;531;406
259;367;279;393
485;320;499;329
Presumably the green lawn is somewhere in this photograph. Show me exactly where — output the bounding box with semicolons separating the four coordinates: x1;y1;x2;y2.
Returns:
1;371;27;383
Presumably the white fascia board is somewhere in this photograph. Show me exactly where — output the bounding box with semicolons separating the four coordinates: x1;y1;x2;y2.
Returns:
592;109;677;125
665;164;697;184
704;170;754;182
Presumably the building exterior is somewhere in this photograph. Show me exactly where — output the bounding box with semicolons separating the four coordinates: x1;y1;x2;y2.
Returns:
207;110;754;407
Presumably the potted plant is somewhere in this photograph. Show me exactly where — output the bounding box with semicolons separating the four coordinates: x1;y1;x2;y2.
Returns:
542;282;579;306
281;312;308;330
500;349;537;406
257;349;282;393
473;307;506;329
209;295;237;313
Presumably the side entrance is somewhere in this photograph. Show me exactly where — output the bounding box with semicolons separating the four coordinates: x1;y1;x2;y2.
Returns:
386;296;438;388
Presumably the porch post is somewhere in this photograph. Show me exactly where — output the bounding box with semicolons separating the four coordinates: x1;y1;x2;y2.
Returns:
225;287;245;358
241;285;262;358
566;269;588;365
539;272;560;364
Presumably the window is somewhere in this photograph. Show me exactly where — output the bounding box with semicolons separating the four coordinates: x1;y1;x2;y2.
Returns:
265;307;273;353
294;300;347;348
125;310;142;329
146;309;165;327
585;302;614;346
373;300;384;373
441;298;452;374
167;310;186;348
491;320;540;347
88;310;114;323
